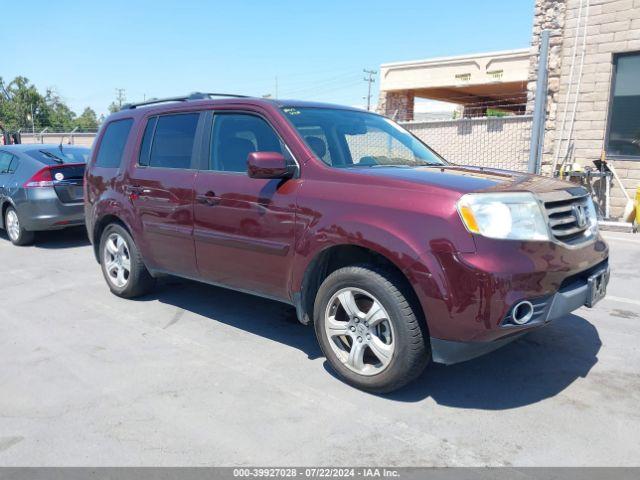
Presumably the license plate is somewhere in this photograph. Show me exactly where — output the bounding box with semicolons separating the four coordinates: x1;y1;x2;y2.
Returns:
585;268;609;308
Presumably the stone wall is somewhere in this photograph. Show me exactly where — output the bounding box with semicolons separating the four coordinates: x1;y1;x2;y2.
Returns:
529;0;640;218
377;91;415;121
402;116;533;171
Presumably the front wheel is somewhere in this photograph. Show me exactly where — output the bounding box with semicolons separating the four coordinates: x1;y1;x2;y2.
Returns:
4;206;35;246
314;265;429;393
99;223;155;298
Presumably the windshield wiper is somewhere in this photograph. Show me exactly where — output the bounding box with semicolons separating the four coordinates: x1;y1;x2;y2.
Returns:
39;150;64;164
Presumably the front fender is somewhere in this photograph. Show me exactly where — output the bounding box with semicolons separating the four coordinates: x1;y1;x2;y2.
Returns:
290;216;451;330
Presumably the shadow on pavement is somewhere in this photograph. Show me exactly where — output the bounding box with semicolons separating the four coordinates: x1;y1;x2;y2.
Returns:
144;277;601;410
143;277;323;361
34;227;91;249
0;226;90;249
382;313;601;409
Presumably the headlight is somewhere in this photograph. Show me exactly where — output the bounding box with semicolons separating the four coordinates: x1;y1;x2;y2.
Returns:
457;192;550;241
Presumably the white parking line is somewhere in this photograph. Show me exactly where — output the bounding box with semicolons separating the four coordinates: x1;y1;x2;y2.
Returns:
602;233;640;244
603;295;640;307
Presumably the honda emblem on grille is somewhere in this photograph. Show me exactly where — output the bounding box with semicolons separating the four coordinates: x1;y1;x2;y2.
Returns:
573;204;587;228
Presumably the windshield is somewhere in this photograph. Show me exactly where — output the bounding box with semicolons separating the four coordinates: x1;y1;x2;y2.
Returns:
26;146;90;165
281;107;446;168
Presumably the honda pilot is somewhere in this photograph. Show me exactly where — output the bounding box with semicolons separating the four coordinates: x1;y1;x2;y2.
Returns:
84;93;609;392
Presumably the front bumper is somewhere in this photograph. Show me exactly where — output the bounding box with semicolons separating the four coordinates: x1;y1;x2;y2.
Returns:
430;260;609;364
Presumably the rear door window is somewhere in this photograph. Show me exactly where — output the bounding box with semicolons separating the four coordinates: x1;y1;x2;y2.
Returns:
148;113;199;169
95;118;134;168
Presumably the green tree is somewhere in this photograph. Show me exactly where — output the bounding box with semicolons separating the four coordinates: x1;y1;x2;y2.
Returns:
0;76;100;132
108;101;120;114
44;89;76;130
75;107;99;130
0;76;49;132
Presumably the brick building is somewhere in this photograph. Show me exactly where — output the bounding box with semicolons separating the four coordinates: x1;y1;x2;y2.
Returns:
528;0;640;217
379;0;640;219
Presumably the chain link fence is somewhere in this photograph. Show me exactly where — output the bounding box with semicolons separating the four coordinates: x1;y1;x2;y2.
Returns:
8;115;534;173
401;115;533;172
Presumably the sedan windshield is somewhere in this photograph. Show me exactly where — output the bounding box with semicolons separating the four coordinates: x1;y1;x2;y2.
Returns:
281;107;446;168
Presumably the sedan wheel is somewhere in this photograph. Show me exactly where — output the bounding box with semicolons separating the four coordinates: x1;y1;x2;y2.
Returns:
324;287;395;376
5;209;20;242
4;207;35;246
103;232;131;288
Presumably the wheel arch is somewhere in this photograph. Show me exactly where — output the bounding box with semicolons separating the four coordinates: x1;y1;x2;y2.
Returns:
92;214;133;263
0;198;17;230
294;243;427;336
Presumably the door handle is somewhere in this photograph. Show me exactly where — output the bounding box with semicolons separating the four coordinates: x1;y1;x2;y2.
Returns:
196;191;219;206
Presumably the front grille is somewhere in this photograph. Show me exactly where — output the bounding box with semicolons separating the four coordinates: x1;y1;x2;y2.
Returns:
543;194;591;245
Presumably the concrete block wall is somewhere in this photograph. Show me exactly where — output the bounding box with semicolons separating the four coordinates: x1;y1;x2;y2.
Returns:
19;133;96;148
529;0;640;218
402;116;533;171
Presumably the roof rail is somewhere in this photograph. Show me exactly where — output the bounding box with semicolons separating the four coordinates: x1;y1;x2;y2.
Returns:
120;92;251;110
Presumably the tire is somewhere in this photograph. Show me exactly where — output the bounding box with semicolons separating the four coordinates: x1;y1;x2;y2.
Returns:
99;223;155;298
4;206;35;246
314;265;429;393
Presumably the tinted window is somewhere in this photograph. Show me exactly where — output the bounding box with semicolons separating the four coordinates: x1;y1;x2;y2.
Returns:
138;117;158;166
607;52;640;157
282;107;445;168
210;114;284;172
95;119;134;168
26;146;90;165
149;113;199;169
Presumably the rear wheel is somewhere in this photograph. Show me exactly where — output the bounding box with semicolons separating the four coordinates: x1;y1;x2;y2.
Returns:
4;207;35;246
99;223;155;298
314;265;429;393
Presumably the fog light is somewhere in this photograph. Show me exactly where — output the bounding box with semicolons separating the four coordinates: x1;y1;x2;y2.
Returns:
512;300;534;325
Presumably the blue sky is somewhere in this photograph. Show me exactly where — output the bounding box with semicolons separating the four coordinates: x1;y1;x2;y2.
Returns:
3;0;535;117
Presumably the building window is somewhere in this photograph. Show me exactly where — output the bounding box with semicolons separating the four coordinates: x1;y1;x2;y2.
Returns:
606;52;640;158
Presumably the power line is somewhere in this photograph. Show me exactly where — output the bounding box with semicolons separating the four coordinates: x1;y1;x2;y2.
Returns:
363;69;377;111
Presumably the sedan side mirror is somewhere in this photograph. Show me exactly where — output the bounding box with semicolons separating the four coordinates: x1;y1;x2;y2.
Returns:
247;151;296;179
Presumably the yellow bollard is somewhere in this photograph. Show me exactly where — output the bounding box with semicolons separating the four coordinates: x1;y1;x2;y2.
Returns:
636;185;640;224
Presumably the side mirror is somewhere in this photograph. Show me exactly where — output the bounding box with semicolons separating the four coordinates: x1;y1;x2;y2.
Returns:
247;151;296;179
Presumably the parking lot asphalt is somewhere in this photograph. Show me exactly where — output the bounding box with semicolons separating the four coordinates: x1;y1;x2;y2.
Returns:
0;227;639;467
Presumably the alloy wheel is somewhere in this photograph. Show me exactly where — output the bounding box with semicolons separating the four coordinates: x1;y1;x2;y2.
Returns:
6;210;20;242
103;232;131;288
324;287;395;376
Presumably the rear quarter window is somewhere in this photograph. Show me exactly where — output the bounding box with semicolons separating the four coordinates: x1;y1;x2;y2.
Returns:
95;119;134;168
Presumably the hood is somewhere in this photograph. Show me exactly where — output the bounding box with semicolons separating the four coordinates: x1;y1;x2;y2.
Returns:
348;165;574;194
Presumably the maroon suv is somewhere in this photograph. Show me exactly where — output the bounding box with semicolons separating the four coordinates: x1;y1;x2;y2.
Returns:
84;93;609;392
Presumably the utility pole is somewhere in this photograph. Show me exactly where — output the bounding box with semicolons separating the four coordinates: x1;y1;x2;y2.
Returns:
115;88;126;109
363;69;377;111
